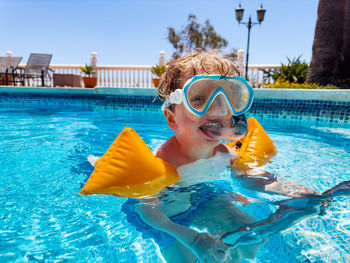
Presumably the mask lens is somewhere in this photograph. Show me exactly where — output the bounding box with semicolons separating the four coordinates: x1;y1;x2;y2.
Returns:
222;79;251;112
185;77;252;115
186;79;212;112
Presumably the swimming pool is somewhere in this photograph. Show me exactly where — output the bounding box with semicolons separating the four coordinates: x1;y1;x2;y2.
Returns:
0;93;349;262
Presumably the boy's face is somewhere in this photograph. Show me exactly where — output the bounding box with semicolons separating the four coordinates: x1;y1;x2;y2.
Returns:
163;73;253;149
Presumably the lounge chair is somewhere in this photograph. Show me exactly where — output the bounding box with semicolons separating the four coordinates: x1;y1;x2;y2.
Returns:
16;53;54;86
0;57;23;85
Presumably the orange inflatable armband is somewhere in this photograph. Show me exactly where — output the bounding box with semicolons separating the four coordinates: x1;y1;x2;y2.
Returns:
79;127;181;198
79;118;275;198
227;117;277;170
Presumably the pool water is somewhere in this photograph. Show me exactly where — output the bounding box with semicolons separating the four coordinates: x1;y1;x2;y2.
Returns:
0;103;349;263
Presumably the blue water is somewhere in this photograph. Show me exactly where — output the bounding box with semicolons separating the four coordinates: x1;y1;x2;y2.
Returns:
0;102;350;262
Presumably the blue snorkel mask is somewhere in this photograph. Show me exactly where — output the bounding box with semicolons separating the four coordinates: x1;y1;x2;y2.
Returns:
161;75;254;141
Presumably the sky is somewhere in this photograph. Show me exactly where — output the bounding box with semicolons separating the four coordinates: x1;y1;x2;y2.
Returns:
1;0;319;66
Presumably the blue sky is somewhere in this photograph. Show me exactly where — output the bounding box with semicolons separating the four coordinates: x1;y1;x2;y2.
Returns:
1;0;319;66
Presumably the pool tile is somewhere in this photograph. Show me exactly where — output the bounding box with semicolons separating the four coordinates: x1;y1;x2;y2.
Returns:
0;94;349;128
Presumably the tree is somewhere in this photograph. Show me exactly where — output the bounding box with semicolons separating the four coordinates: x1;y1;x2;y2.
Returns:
339;0;350;79
307;0;350;86
167;14;236;59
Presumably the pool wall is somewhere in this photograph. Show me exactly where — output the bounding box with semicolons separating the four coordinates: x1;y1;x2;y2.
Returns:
1;86;349;127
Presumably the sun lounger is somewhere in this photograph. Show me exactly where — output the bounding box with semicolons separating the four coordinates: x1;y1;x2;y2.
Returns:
0;57;22;85
16;53;54;86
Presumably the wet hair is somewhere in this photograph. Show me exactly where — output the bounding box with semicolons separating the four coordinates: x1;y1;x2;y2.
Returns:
157;51;240;101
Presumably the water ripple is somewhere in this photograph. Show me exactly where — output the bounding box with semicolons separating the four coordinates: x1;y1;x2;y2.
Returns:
1;106;349;262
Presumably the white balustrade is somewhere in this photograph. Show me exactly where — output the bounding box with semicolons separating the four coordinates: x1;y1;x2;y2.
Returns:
245;65;281;88
91;52;98;78
15;63;280;88
235;50;281;88
237;49;245;77
159;51;166;67
15;64;153;87
6;50;281;88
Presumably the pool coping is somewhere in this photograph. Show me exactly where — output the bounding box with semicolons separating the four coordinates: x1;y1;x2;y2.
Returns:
1;86;350;102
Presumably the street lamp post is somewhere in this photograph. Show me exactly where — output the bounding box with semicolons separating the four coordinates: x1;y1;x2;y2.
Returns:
235;3;266;79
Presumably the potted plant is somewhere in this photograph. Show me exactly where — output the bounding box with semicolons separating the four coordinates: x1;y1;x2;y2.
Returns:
151;64;166;87
80;64;97;88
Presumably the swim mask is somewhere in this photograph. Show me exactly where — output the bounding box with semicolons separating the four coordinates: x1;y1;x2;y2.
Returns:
161;75;254;117
161;75;253;141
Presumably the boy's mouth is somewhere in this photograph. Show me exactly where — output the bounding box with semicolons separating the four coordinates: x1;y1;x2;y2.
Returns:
199;121;225;139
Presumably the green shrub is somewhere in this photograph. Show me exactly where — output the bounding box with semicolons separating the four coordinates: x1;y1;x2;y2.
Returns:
80;64;96;77
332;78;350;89
265;79;339;89
151;64;167;78
263;56;308;84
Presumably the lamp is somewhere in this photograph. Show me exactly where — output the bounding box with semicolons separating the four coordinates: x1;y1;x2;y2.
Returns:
257;5;266;24
235;4;244;23
235;3;266;79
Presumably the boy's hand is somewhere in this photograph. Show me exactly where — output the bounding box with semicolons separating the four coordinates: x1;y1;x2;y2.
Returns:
190;233;229;263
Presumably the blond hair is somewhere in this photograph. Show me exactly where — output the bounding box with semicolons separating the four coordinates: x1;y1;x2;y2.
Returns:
158;51;239;100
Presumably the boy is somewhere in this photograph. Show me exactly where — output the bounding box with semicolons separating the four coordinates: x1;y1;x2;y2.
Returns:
85;52;326;262
136;51;259;263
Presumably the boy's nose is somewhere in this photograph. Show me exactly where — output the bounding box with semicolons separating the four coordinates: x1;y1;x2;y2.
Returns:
206;94;229;117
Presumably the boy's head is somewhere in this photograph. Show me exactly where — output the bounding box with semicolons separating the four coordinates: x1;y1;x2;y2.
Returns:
158;51;252;146
158;51;240;101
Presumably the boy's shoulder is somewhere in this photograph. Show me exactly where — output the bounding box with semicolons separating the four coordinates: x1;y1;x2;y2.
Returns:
153;136;179;167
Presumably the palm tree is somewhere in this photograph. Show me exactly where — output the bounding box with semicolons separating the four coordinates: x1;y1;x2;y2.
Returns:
339;0;350;79
307;0;346;85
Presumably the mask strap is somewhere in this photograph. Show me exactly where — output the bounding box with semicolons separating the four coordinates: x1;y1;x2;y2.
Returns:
161;89;184;111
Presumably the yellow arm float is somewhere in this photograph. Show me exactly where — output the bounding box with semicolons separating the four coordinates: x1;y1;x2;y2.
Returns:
79;127;181;198
79;117;276;198
227;117;277;171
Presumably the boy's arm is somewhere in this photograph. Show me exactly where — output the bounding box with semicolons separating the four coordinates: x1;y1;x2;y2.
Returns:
231;169;320;198
221;193;327;247
136;197;229;262
264;177;320;197
136;198;198;244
